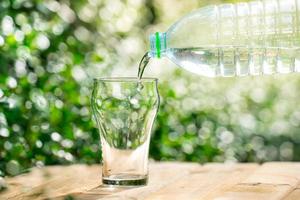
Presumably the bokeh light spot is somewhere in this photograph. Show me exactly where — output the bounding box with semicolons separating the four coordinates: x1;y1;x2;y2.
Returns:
0;128;9;137
36;34;50;50
51;132;62;142
7;77;17;88
2;15;14;35
0;36;5;46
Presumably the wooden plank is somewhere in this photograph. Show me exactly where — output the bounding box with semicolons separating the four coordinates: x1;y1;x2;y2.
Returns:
209;184;291;200
0;162;199;200
210;162;300;200
284;189;300;200
284;177;300;200
59;162;200;200
1;165;101;200
242;162;300;186
1;162;300;200
144;163;258;200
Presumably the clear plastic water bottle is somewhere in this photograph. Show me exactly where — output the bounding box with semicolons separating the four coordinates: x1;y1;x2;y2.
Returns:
149;0;300;77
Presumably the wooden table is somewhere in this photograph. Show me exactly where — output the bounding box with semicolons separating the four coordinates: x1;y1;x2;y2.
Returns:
1;162;300;200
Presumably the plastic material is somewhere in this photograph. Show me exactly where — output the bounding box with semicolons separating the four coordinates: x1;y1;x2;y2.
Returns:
149;0;300;77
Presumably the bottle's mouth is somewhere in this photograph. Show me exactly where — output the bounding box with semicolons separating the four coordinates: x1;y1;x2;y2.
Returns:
149;32;166;58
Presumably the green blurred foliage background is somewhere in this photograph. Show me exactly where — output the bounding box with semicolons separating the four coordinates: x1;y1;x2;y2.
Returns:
1;0;300;176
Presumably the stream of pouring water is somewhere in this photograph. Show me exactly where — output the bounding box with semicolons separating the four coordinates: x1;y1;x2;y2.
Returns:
136;52;151;91
137;52;151;80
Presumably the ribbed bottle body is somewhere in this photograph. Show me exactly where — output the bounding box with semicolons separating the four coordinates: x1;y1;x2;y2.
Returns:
152;0;300;77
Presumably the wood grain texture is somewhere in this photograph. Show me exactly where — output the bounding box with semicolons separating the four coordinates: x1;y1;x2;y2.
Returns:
0;162;300;200
144;163;258;200
1;165;101;200
208;162;300;200
64;162;200;200
283;173;300;200
284;189;300;200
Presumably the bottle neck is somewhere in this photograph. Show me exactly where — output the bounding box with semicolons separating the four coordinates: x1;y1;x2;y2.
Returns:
149;32;167;58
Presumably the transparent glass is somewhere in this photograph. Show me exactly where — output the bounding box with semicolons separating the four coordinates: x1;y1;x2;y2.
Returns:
91;77;160;186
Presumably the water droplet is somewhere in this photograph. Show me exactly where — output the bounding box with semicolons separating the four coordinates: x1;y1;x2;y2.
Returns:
137;82;144;92
130;98;138;105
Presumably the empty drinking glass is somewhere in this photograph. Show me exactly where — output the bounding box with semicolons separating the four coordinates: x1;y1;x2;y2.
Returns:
91;77;160;186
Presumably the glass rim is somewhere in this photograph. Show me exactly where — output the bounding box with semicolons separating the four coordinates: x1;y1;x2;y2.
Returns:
94;77;158;82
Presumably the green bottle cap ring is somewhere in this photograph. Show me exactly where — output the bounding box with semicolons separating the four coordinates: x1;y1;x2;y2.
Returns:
155;32;161;58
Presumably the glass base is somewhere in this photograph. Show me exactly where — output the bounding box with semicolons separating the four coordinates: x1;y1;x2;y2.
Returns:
102;174;148;186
